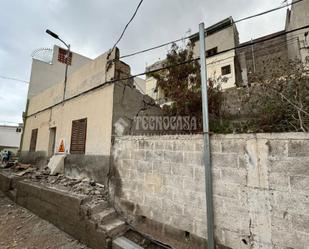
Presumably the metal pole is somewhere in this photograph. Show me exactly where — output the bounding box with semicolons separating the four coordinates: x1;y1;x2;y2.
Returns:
63;44;70;101
251;38;256;73
199;22;215;249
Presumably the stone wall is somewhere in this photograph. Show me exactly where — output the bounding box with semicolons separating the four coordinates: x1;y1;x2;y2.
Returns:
111;133;309;249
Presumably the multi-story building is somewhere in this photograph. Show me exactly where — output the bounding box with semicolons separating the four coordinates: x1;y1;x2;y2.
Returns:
145;17;241;105
20;47;161;183
285;0;309;65
0;124;23;152
28;45;92;98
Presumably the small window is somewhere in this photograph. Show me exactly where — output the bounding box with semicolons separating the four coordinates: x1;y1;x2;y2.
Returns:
70;118;87;154
58;48;72;65
29;129;38;152
206;47;218;58
221;65;231;75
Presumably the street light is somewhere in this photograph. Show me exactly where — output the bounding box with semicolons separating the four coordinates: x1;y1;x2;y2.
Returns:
46;29;71;101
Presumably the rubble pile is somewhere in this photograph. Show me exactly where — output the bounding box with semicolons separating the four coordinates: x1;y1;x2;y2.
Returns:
4;163;109;202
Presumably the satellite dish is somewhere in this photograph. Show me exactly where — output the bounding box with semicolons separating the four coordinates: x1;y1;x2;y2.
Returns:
31;48;53;64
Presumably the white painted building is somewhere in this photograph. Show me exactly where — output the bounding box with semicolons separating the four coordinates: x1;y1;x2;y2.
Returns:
285;0;309;65
145;17;241;105
28;45;92;98
0;125;23;149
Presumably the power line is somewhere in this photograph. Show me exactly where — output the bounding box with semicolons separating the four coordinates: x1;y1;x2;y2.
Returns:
234;0;304;23
0;75;29;84
119;0;304;59
111;0;145;52
26;24;309;118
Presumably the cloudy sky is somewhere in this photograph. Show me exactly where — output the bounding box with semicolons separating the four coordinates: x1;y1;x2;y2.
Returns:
0;0;291;125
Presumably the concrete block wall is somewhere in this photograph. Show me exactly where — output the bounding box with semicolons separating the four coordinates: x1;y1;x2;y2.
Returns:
112;133;309;249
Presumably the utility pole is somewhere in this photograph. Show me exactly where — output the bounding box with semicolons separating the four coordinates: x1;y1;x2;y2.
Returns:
46;29;70;101
199;23;215;249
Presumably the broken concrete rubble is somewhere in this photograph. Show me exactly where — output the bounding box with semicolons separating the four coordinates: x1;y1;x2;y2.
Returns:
48;154;66;175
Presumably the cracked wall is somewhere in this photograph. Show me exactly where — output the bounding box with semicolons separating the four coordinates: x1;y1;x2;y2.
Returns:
112;133;309;249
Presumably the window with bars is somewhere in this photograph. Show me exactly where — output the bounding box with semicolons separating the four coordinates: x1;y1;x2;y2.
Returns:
221;65;231;75
58;48;72;65
29;129;38;152
70;118;87;154
206;47;218;58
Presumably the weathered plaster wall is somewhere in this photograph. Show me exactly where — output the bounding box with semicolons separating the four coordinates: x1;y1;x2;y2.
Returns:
112;133;309;249
112;82;163;136
27;49;118;115
286;0;309;64
28;45;92;99
22;84;114;156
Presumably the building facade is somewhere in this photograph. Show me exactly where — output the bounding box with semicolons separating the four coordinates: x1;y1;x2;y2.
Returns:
28;45;92;98
145;17;241;105
0;124;23;151
21;48;161;183
285;0;309;65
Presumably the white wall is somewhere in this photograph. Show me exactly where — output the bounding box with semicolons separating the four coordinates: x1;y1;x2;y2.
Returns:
28;45;92;98
0;125;22;148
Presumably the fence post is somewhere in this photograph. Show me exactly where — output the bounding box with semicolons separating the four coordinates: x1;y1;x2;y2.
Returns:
199;22;215;249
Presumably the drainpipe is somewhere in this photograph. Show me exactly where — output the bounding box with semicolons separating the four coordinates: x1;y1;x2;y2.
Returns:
199;23;215;249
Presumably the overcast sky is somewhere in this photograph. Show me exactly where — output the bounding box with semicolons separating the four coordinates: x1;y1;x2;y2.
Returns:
0;0;291;125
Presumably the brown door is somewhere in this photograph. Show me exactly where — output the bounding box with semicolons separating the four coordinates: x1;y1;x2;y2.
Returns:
70;118;87;154
29;129;38;152
48;127;57;157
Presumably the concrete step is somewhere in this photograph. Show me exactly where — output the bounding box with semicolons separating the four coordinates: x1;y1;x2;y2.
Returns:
92;208;116;224
113;236;144;249
100;218;127;237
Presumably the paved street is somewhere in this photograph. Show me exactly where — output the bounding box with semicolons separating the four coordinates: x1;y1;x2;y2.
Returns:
0;192;88;249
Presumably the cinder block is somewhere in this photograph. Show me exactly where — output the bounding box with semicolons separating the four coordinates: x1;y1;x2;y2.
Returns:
183;152;202;165
268;173;290;192
171;163;194;178
269;158;309;176
290;176;309;192
221;139;246;154
291;213;309;234
162;198;183;215
288;140;309;157
267;140;288;158
211;153;238;169
132;150;145;160
145;150;164;162
164;151;184;163
137;161;152;173
152;162;171;175
221;168;247;185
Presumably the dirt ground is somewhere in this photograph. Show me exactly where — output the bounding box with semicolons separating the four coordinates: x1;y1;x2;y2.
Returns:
0;192;89;249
